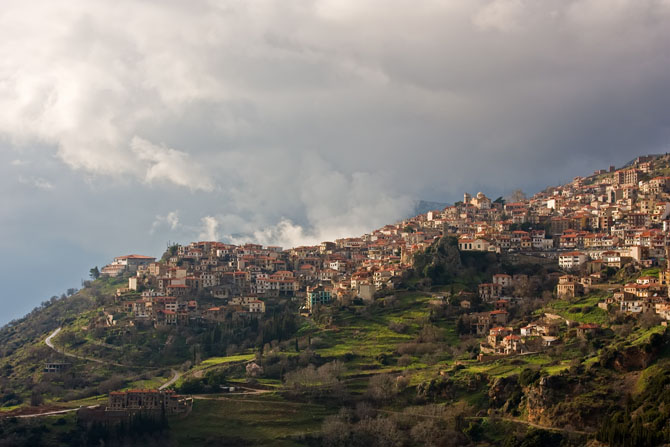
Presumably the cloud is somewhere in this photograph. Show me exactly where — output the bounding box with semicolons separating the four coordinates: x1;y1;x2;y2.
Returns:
130;137;214;191
151;210;180;234
18;176;53;190
472;0;525;32
0;0;669;256
198;216;220;242
2;0;670;322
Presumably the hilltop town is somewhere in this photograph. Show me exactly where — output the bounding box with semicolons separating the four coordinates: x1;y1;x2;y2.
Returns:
101;154;670;341
4;154;670;446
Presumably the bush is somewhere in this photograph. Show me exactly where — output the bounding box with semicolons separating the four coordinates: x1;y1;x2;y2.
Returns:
178;378;206;394
366;374;397;402
519;368;540;387
389;322;408;334
397;355;412;367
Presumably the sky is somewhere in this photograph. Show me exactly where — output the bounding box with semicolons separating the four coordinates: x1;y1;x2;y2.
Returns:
2;0;670;324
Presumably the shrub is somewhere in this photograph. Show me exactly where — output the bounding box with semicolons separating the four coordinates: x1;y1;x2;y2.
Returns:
519;368;540;387
397;355;412;367
389;322;408;334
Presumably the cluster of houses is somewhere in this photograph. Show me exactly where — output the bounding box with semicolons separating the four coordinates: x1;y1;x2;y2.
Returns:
423;156;670;263
96;154;670;335
445;155;670;359
454;155;670;325
101;235;415;326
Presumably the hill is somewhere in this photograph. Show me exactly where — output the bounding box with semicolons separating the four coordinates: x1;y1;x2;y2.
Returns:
3;154;670;446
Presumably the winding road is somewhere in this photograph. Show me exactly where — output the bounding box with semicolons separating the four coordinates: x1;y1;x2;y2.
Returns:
17;328;264;420
46;328;187;389
159;369;181;390
45;327;130;367
16;406;98;419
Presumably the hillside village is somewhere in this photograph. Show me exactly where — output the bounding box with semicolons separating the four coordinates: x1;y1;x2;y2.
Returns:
5;154;670;446
98;154;670;358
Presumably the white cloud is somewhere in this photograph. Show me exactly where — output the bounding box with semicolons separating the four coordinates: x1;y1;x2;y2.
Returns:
198;216;220;242
151;210;180;234
130;137;214;191
472;0;525;32
18;176;53;190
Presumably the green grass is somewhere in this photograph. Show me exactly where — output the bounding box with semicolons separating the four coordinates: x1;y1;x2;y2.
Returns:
58;394;108;406
200;353;256;367
170;395;334;446
629;325;665;346
0;404;22;412
545;294;610;325
314;292;454;361
639;267;661;278
126;374;168;390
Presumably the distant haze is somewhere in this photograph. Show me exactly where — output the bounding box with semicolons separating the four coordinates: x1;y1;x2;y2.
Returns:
2;0;670;324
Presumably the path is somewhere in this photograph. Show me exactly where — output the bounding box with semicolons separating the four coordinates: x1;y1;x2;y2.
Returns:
45;328;197;391
45;327;138;368
465;416;592;436
159;369;181;390
16;405;98;419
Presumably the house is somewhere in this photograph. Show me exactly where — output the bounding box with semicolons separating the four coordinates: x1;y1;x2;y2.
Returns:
156;309;177;326
520;324;539;337
101;255;156;277
478;283;503;301
492;274;513;288
637;276;659;285
558;252;588;270
459;238;491;252
106;389;192;416
306;285;332;311
488;327;512;349
556;275;584;299
655;302;670;320
502;335;526;354
247;300;265;313
490;309;509;325
576;324;600;338
44;362;71;373
620;295;655;314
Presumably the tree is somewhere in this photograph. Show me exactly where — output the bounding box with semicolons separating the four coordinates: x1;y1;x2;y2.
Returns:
506;189;526;203
89;266;100;280
366;374;397;402
30;390;43;406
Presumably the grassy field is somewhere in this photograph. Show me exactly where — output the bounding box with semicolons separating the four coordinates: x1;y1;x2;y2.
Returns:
170;395;334;446
544;293;609;325
200;353;256;367
314;292;454;361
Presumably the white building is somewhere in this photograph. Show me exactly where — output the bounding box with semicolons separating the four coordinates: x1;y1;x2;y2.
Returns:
558;252;588;270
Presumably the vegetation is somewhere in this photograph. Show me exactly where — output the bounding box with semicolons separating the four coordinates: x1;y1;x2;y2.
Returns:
5;201;670;444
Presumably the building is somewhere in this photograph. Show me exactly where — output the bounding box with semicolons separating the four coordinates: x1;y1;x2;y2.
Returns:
492;274;513;288
556;275;584;299
558;252;588;270
43;362;71;373
459;238;491;252
306;285;332;311
107;389;192;415
101;255;156;277
478;283;503;301
247;300;266;313
614;169;639;186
